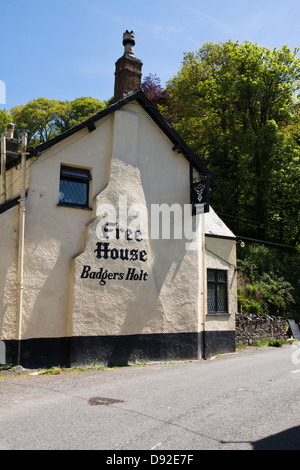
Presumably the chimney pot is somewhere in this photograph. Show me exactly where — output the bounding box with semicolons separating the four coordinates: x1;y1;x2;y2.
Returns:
7;123;14;140
123;30;135;56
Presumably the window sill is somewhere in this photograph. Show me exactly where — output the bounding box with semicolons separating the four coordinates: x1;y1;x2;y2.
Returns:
57;203;92;211
207;312;231;316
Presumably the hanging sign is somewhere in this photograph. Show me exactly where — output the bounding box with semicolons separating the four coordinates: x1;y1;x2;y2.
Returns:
191;178;209;214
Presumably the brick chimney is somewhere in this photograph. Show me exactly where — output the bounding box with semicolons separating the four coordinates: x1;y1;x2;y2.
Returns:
114;31;143;102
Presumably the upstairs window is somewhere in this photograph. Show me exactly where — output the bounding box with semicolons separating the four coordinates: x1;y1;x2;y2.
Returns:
207;269;228;314
58;165;91;209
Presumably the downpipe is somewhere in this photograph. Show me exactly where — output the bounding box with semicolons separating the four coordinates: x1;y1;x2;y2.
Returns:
17;133;28;366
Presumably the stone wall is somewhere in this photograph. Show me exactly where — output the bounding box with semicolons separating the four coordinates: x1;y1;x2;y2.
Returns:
235;313;288;345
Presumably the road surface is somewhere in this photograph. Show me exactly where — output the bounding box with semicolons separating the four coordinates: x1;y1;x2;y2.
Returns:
0;344;299;451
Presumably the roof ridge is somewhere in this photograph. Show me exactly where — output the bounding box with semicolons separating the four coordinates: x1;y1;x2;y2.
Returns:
31;90;216;185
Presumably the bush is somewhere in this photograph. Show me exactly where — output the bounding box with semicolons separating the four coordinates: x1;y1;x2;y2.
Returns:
237;244;296;318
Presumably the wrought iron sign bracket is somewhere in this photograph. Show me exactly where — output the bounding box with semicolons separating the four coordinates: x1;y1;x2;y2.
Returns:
190;162;210;215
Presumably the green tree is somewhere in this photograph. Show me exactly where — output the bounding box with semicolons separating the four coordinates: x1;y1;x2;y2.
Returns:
237;243;299;320
163;41;300;244
10;96;105;147
0;109;12;136
10;98;67;146
55;97;106;133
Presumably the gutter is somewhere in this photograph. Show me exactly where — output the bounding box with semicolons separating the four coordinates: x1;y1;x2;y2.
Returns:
16;133;28;365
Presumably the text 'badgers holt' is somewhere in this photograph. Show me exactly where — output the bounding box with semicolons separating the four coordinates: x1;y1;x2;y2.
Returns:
80;266;149;285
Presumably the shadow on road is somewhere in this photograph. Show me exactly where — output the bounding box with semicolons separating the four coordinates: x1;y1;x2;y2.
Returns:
253;426;300;450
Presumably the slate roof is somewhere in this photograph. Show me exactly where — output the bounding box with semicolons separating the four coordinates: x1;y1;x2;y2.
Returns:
205;206;236;239
31;90;217;190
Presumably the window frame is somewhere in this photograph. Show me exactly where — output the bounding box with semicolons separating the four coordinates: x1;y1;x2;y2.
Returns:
58;165;92;210
207;268;229;315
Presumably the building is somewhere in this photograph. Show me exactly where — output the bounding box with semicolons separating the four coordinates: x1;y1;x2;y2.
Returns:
0;32;237;368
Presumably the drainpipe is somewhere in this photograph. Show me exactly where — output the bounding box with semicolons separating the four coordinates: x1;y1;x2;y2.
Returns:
201;215;206;359
17;132;28;365
0;135;6;205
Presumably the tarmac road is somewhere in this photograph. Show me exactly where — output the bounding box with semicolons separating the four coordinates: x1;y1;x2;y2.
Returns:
0;344;299;451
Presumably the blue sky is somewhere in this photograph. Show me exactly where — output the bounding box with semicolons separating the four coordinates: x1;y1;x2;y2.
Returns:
1;0;300;110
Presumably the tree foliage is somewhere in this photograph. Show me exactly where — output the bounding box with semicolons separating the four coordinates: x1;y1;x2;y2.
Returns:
237;243;300;320
10;97;105;147
142;73;169;106
162;41;300;245
0;109;12;136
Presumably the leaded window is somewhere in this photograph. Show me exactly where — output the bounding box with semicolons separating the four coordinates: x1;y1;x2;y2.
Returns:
207;269;228;314
58;166;91;209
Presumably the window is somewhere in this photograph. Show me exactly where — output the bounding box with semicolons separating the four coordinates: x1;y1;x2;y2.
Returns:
58;165;91;209
207;269;228;314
